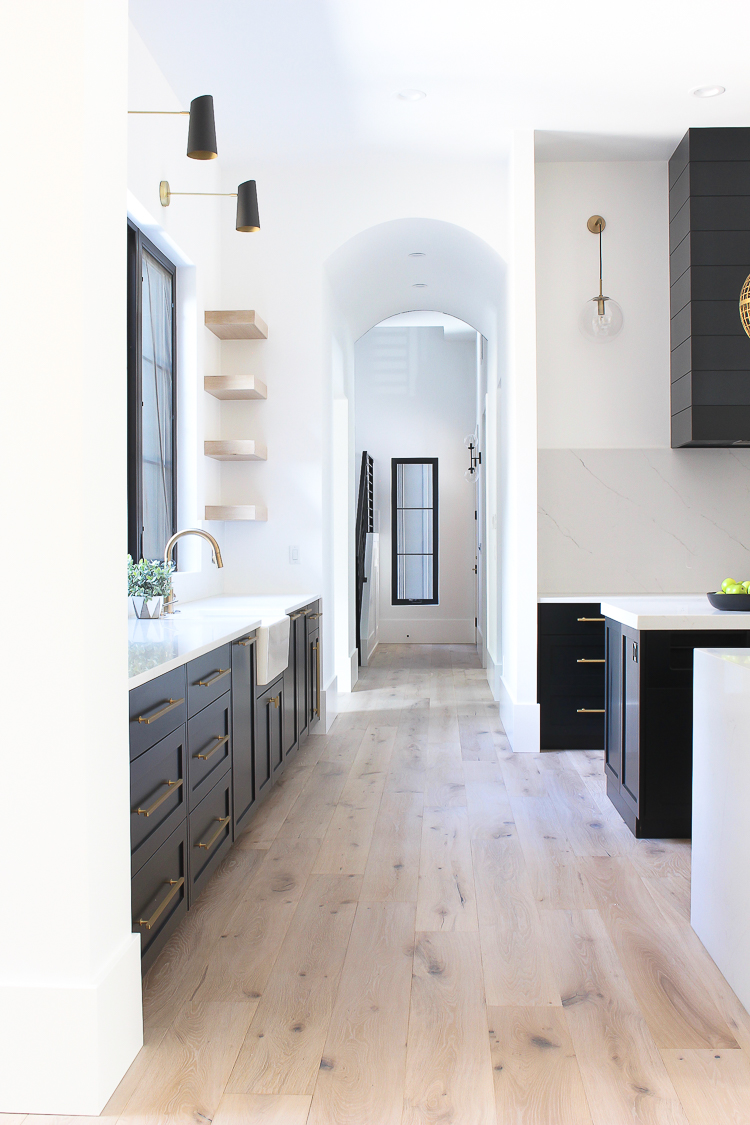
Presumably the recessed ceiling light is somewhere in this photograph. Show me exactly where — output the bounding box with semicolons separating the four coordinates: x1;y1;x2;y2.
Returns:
408;251;425;257
693;85;725;98
397;89;427;102
412;282;428;288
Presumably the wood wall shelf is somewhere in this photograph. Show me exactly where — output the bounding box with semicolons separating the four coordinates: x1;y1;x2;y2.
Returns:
204;440;267;462
205;505;268;521
205;311;268;340
204;375;267;400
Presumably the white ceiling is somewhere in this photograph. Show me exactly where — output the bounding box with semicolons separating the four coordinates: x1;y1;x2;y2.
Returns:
129;0;750;164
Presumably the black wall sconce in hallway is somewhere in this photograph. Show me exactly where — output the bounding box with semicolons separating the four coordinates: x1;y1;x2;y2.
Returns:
128;94;218;160
464;434;481;482
159;179;260;232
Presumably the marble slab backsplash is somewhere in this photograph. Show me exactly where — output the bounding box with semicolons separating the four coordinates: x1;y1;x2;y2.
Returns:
538;448;750;594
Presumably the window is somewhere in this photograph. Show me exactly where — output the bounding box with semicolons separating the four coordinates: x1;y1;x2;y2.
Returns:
391;458;438;605
127;222;177;560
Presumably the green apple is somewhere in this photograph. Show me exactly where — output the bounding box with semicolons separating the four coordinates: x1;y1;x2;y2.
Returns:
722;578;738;591
727;584;745;594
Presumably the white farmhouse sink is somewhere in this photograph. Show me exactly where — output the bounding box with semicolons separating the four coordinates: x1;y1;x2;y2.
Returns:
255;614;291;685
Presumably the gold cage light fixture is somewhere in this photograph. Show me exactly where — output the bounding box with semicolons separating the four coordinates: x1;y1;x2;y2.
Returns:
740;273;750;338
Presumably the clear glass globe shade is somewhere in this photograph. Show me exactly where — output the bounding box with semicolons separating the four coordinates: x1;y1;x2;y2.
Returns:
464;467;476;483
579;297;623;342
463;434;476;449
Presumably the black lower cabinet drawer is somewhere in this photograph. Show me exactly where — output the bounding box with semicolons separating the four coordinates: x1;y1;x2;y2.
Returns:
132;818;188;973
130;724;187;877
188;773;232;905
187;644;232;717
540;696;606;750
129;666;187;761
187;690;231;809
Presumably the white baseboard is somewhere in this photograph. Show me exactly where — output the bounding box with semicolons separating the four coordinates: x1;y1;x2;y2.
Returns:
378;618;476;644
350;648;359;688
0;933;143;1115
321;678;335;731
497;674;540;753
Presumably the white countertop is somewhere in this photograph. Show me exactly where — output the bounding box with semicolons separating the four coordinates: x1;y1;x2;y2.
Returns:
600;594;750;630
128;593;320;688
537;596;606;604
694;647;750;669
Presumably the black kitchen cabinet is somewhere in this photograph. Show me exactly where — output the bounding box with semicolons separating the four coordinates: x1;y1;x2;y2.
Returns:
129;601;322;972
538;603;605;749
604;619;750;836
231;634;256;836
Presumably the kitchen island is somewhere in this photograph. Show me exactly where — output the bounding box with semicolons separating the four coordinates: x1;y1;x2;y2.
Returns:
691;648;750;1014
600;595;750;838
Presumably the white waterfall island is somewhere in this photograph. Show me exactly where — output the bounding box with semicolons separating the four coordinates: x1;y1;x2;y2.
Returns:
692;647;750;1012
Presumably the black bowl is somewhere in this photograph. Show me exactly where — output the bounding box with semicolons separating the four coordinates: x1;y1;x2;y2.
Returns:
707;591;750;611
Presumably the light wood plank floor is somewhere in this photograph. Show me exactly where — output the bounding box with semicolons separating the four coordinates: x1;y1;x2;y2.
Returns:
14;644;750;1124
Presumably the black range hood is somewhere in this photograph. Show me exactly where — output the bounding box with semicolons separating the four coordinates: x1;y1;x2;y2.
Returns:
669;127;750;447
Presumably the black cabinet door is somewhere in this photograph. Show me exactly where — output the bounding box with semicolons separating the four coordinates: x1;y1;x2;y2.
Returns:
307;626;320;729
295;612;308;743
255;680;283;797
283;618;297;759
621;626;640;814
604;618;622;785
231;635;256;835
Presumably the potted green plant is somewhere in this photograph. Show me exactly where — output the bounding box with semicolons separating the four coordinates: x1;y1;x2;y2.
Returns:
128;555;174;620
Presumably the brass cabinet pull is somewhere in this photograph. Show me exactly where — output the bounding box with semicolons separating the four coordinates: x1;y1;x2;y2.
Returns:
195;734;229;761
314;638;321;718
577;617;605;623
577;708;606;713
308;612;322;620
138;877;184;930
238;637;255;647
577;658;605;663
289;611;305;620
136;778;183;817
137;697;184;724
196;668;230;688
268;695;280;709
196;816;230;850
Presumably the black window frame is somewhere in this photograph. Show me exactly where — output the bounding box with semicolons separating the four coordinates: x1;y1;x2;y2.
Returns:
127;220;177;561
391;457;439;606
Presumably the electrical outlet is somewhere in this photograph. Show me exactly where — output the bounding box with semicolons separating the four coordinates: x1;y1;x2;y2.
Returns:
289;546;300;564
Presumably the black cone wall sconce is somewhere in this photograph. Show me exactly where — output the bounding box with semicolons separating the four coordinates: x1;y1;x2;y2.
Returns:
159;179;260;232
128;94;218;160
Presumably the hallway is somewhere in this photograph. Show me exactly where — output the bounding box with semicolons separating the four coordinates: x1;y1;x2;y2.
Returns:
95;645;750;1124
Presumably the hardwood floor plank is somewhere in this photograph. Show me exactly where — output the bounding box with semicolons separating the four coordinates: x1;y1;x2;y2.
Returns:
213;1092;312;1125
193;838;323;1002
307;902;415;1125
488;1006;593;1125
473;839;561;1007
427;705;460;744
276;761;349;840
349;723;397;779
416;805;478;932
239;765;316;847
227;874;361;1096
542;758;634;858
101;1023;169;1116
465;778;515;840
580;857;737;1049
640;874;692;924
501;754;547;798
542;908;690;1125
122;1000;256;1122
403;932;495;1125
317;727;368;768
311;771;386;875
511;797;596;910
423;765;466;808
360;790;424;902
660;1048;750;1124
630;839;692;881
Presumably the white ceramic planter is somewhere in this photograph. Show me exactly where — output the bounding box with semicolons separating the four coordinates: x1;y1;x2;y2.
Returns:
131;595;163;620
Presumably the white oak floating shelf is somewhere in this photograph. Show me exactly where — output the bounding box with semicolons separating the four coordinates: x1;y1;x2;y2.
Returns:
204;375;267;400
205;505;268;522
204;310;268;340
204;440;267;462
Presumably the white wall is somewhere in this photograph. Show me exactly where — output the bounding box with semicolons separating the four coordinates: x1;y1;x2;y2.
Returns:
355;326;477;643
0;2;142;1113
536;159;750;594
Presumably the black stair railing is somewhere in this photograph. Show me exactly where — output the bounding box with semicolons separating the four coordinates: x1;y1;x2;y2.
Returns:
355;451;374;665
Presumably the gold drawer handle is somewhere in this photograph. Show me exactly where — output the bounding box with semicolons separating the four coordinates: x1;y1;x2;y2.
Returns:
577;708;605;713
577;617;605;623
197;816;230;850
577;658;605;663
238;637;255;647
196;667;230;688
308;612;322;620
289;611;305;620
314;638;321;718
138;877;184;930
268;694;280;709
137;697;184;724
195;734;229;761
136;778;183;817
